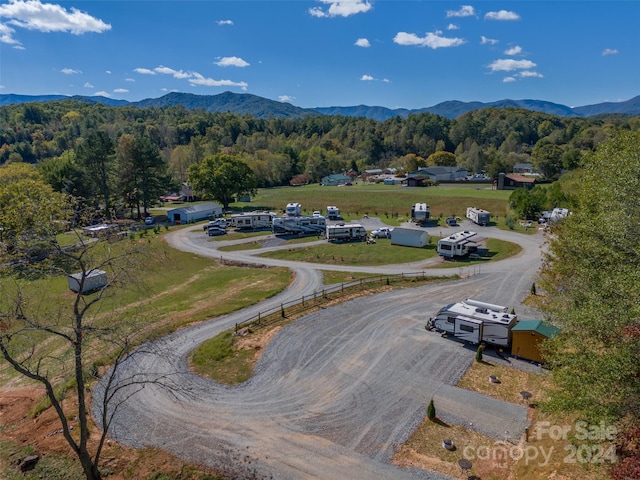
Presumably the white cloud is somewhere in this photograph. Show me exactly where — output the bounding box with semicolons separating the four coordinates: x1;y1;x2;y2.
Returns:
393;31;465;49
217;19;233;26
503;77;516;83
61;67;81;74
0;85;5;89
355;37;370;47
382;78;390;83
279;95;295;103
188;72;248;90
105;70;111;74
309;0;372;18
447;23;459;31
154;66;191;78
446;5;475;18
94;90;110;97
214;56;250;67
113;88;129;93
0;0;110;47
602;48;619;56
488;58;536;72
480;36;499;45
83;82;93;88
125;78;135;82
485;10;520;21
360;74;374;81
134;67;156;75
504;45;522;55
519;70;543;78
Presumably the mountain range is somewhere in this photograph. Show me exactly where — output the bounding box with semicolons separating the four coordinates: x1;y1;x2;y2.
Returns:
1;91;639;121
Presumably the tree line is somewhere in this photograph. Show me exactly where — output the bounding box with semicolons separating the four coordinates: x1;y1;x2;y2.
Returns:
1;100;639;193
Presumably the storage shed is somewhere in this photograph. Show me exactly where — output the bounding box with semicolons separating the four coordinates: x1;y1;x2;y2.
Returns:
167;202;223;224
68;269;107;294
390;227;429;248
511;320;561;364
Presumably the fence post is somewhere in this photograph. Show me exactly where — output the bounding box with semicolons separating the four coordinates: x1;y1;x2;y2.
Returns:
302;295;304;305
258;312;261;325
281;303;285;318
235;322;238;334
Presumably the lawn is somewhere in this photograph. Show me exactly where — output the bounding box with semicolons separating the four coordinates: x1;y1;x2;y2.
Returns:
232;183;512;226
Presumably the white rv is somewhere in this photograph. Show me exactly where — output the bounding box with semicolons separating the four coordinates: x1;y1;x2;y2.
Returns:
326;205;340;220
437;230;478;258
285;202;302;216
229;211;275;230
466;207;491;226
326;224;367;243
411;203;430;224
273;215;326;236
428;299;518;347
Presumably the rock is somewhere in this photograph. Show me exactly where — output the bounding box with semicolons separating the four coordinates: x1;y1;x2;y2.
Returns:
19;453;40;472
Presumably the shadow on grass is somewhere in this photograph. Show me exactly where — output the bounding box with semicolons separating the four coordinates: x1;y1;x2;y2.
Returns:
432;417;450;428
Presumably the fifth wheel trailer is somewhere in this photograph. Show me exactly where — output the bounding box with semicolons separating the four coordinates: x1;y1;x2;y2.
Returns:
437;230;478;258
273;215;326;236
428;299;518;347
411;203;430;224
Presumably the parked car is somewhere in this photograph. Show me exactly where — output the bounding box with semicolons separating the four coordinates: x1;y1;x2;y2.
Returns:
207;226;227;236
446;217;458;227
203;219;227;231
144;216;155;225
370;227;393;239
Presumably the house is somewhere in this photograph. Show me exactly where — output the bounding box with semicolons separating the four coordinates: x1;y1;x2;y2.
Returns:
511;320;561;364
167;202;223;224
496;173;537;190
321;173;352;186
390;227;429;248
513;163;533;174
406;166;469;184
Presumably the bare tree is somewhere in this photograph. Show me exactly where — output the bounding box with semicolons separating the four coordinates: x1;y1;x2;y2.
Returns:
0;227;183;480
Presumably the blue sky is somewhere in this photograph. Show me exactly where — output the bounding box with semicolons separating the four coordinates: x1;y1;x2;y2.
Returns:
1;1;638;109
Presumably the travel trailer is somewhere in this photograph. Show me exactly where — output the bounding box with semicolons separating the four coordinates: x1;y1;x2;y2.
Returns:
273;215;326;236
325;224;367;243
428;299;518;347
285;202;302;216
437;231;478;258
229;212;275;230
466;207;491;226
326;206;340;220
411;203;430;224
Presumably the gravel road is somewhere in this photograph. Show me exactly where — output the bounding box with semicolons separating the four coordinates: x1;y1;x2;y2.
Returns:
93;219;546;479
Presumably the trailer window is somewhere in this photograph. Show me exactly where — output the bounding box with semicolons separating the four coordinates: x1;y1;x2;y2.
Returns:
460;324;475;333
440;244;452;251
447;317;455;324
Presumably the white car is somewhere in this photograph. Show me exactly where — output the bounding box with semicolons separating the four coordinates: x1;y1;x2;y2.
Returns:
370;227;393;239
203;219;227;231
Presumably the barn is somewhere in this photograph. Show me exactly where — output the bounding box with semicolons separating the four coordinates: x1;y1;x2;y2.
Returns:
511;320;561;364
167;202;223;225
390;227;429;248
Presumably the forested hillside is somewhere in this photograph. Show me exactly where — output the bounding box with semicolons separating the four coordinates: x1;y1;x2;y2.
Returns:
1;100;639;197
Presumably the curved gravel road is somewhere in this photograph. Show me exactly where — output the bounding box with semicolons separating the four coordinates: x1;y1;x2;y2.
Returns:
94;219;546;479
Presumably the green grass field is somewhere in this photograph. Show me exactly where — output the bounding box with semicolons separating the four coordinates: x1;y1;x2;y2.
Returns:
232;183;512;225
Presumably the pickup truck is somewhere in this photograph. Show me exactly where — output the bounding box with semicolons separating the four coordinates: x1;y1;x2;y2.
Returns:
370;227;393;239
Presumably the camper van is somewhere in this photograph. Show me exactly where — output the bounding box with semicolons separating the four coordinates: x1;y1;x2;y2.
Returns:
285;202;302;216
437;231;478;258
411;203;430;224
229;212;275;230
326;224;367;243
273;215;326;236
428;299;518;347
466;207;490;226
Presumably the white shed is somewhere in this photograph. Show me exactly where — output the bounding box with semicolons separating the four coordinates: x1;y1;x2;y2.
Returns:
167;202;223;224
68;269;107;293
390;227;429;248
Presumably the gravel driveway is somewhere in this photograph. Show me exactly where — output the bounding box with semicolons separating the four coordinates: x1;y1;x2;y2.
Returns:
94;219;545;479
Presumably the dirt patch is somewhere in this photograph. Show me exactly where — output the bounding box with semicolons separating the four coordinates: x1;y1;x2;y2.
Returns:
0;387;224;479
393;361;612;480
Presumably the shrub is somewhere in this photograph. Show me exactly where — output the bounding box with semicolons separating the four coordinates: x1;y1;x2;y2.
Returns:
427;398;436;421
475;345;483;362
